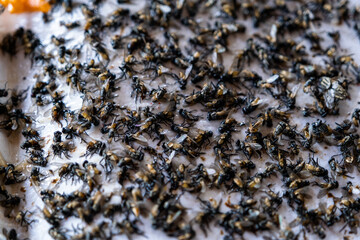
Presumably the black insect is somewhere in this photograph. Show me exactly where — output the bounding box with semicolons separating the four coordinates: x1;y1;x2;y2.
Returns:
179;108;199;122
51;131;75;159
0;164;26;185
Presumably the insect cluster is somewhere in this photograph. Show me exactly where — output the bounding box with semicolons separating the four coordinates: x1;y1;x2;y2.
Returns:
1;0;360;239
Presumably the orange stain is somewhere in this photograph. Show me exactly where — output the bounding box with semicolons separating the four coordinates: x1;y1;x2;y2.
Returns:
0;0;50;13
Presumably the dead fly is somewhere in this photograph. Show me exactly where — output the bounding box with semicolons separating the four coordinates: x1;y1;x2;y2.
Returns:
51;35;66;46
184;91;203;105
261;189;282;210
333;120;352;138
342;181;355;197
314;176;339;198
319;203;338;227
191;129;213;148
52;100;67;124
288;140;299;156
1;109;32;131
0;186;21;209
242;96;263;114
207;109;230;121
171;123;190;136
238;159;256;171
194;198;221;236
215;131;233;150
72;222;112;239
78;98;100;127
48;227;70;240
22;127;41;140
51;131;75;159
273;121;288;137
290;206;327;239
250;110;272;131
150;87;167;102
0;164;26;185
98;102;117;121
91;41;109;61
236;139;262;160
84;17;102;33
218;117;239;133
283;188;310;208
123;144;144;162
58;163;85;183
287;178;310;190
328;157;349;177
21;139;43;152
83;161;101;191
163;141;199;159
204;98;225;110
305;157;328;178
300;123;313;149
84;140;106;157
101;120;123;142
100;150;119;175
30;166;46;185
104;8;130;29
42;207;62;228
178;109;199;122
15;211;35;229
29;150;48;167
131;76;148;102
